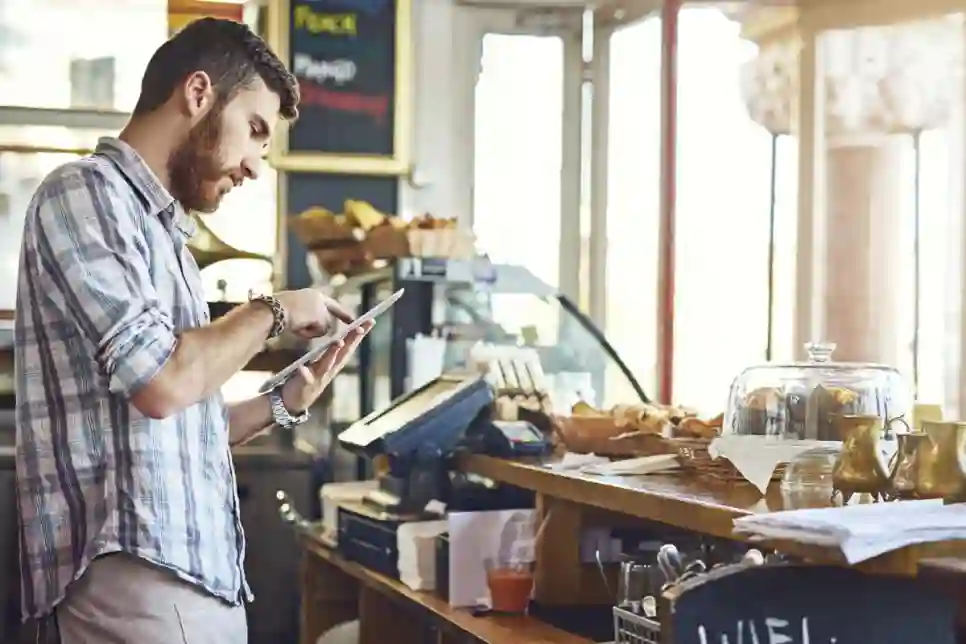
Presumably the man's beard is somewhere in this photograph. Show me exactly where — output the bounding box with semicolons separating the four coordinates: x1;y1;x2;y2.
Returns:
167;108;225;213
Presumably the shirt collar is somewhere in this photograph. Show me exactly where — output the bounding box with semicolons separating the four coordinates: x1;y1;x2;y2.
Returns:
94;137;197;239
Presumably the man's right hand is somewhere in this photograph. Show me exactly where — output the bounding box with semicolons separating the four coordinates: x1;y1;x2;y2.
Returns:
274;289;354;339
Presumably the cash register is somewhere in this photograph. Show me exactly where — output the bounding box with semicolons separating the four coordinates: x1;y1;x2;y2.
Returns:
339;373;494;515
334;373;551;576
339;372;553;513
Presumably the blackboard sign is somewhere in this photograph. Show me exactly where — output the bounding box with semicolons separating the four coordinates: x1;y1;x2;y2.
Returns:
271;0;409;174
663;564;956;644
284;172;398;288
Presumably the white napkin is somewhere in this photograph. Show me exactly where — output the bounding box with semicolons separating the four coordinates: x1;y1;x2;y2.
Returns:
546;452;610;471
580;454;680;476
708;437;840;494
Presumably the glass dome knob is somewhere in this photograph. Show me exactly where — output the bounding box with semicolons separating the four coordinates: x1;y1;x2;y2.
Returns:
804;341;837;363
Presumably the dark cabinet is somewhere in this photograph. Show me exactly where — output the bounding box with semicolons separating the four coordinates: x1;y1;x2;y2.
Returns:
234;448;315;644
0;453;20;643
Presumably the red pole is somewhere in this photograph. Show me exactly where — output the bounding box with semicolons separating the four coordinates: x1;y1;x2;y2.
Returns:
657;0;679;404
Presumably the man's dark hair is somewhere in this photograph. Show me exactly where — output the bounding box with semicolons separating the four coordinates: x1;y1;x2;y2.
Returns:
133;17;299;120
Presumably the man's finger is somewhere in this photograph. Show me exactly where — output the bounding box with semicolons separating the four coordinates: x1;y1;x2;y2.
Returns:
324;298;355;324
297;323;326;339
310;341;344;375
297;365;316;386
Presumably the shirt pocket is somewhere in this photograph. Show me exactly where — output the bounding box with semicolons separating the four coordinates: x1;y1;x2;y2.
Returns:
150;234;206;330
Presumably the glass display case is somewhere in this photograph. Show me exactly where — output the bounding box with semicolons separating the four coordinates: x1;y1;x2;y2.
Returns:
724;341;913;440
329;258;649;428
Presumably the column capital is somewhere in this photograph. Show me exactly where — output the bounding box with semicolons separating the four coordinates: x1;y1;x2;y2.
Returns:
740;17;962;137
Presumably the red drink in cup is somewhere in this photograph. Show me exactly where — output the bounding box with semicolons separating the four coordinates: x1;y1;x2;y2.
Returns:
484;559;534;613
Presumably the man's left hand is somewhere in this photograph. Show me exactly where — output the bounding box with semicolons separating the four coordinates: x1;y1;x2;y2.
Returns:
281;321;374;413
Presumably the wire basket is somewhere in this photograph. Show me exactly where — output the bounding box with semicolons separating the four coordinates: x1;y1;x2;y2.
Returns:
614;606;660;644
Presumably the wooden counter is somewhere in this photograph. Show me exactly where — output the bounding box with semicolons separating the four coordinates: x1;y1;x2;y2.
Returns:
456;454;966;577
298;531;591;644
458;454;772;538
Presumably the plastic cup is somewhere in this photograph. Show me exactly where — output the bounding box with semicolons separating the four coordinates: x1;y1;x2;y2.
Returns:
484;559;534;613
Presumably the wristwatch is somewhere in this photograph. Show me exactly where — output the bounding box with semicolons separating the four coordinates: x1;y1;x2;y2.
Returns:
248;290;287;340
269;387;310;428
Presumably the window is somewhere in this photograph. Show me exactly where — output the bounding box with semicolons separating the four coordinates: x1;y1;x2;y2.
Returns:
672;9;776;414
0;0;168;112
902;129;952;406
769;135;799;363
472;32;564;339
604;17;662;402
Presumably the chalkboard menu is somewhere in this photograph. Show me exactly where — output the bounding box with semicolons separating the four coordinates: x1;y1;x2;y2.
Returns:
663;564;955;644
284;172;398;288
280;0;401;165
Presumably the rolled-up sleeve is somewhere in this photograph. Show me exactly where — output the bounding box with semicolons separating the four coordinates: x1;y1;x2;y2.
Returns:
31;164;177;396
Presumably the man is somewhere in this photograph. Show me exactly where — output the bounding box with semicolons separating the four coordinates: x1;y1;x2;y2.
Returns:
14;17;364;643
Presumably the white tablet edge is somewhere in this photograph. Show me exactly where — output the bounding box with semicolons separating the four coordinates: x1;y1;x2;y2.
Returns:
257;288;405;394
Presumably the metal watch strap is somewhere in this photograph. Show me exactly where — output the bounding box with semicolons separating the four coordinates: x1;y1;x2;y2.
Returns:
268;387;309;428
248;290;286;340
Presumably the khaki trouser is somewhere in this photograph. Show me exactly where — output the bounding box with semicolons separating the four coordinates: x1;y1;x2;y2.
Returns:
56;553;247;644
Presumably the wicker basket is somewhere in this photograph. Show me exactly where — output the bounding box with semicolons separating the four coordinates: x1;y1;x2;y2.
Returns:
290;214;361;247
309;246;370;277
672;436;786;483
364;225;411;259
554;416;673;458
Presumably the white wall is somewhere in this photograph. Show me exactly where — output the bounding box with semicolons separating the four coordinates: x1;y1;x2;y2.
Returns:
403;0;479;227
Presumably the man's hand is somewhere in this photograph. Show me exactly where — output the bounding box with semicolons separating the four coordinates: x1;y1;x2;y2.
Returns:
281;321;374;412
275;289;354;339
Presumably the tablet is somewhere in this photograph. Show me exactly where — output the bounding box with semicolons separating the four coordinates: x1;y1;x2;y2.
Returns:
258;288;405;394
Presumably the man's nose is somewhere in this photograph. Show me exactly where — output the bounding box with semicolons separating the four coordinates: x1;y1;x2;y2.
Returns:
242;157;261;181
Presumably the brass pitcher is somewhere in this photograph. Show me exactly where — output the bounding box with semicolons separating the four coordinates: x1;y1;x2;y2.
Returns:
888;431;929;500
831;415;904;504
907;420;966;500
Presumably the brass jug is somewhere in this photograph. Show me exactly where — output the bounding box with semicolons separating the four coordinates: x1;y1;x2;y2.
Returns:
831;415;905;504
188;216;271;270
908;420;966;500
888;431;929;500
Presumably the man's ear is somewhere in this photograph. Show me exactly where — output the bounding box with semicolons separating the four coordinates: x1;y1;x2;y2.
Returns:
182;71;215;119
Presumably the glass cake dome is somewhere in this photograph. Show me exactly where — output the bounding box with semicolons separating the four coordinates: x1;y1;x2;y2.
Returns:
724;342;913;441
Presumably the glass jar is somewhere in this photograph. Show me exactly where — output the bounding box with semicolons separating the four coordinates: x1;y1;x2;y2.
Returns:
724;342;912;440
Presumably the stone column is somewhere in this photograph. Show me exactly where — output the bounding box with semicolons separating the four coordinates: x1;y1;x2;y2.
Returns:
741;17;960;370
822;139;905;364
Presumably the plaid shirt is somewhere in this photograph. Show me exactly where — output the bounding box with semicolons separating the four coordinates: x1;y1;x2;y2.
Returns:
14;137;251;619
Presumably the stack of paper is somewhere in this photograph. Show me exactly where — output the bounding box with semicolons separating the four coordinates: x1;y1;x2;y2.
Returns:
397;520;448;591
733;499;966;563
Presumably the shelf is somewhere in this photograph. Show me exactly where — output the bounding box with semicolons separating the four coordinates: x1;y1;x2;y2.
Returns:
300;532;591;644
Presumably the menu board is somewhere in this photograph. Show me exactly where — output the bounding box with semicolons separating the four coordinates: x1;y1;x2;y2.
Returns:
286;0;397;158
665;565;955;644
284;172;398;288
